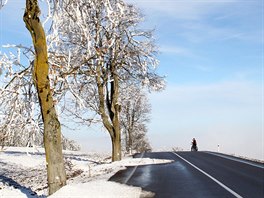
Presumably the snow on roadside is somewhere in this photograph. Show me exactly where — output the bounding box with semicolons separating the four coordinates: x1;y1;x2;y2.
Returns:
0;187;37;198
0;147;45;168
49;156;170;198
49;180;142;198
71;154;173;179
0;147;173;198
0;188;28;198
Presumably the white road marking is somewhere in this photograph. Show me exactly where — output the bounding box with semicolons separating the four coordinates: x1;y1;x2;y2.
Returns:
205;151;264;169
173;152;243;198
124;152;145;184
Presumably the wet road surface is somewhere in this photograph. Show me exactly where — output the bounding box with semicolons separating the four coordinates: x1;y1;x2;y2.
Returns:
109;152;264;198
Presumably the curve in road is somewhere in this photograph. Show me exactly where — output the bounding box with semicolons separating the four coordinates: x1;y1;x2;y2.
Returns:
109;152;264;198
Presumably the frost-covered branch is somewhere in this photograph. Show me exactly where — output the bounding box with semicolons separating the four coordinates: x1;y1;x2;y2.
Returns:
0;0;8;9
46;0;164;160
120;85;152;154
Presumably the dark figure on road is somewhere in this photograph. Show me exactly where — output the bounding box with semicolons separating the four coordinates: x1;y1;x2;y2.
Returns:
191;138;198;151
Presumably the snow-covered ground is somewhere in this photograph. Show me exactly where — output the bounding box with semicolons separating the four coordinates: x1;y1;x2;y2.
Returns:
0;147;173;198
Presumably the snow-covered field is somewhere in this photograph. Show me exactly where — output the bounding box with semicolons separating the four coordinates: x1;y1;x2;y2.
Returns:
0;147;173;198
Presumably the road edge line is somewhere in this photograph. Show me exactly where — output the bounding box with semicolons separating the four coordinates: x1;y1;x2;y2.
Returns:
172;152;243;198
205;151;264;169
124;152;145;184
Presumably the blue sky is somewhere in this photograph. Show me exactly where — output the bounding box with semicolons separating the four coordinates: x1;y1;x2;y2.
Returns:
128;0;263;159
0;0;263;159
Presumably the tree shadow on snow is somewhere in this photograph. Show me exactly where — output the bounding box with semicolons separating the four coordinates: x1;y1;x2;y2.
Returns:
0;175;46;198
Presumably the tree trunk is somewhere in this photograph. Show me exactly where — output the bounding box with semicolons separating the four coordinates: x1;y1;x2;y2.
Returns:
95;50;122;161
23;0;66;195
128;128;132;154
111;129;121;161
109;66;121;161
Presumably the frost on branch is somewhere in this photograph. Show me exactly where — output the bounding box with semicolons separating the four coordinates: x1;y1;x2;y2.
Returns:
120;85;152;154
47;0;165;123
45;0;165;160
0;0;8;9
0;48;42;148
0;47;79;151
1;0;165;156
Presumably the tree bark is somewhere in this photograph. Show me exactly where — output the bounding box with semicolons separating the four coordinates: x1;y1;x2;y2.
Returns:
95;54;121;161
23;0;66;195
110;68;121;161
111;130;121;161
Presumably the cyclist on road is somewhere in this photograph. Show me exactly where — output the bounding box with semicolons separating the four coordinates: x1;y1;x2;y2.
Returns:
191;138;198;151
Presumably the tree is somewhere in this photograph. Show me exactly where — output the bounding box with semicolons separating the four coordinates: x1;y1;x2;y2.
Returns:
130;124;151;153
48;0;165;161
120;85;152;154
0;47;40;148
0;48;43;148
23;0;66;194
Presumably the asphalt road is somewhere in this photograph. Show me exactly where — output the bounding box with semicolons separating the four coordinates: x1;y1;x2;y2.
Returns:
109;152;264;198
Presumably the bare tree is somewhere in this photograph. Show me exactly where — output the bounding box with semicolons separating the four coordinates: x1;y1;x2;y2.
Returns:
131;124;151;153
0;46;42;150
120;85;151;154
23;0;66;194
48;0;165;161
0;0;81;148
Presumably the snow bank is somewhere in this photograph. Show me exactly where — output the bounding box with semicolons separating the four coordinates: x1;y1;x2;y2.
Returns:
48;156;171;198
49;180;142;198
0;147;45;168
0;187;35;198
0;147;172;197
70;155;173;180
118;157;173;166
